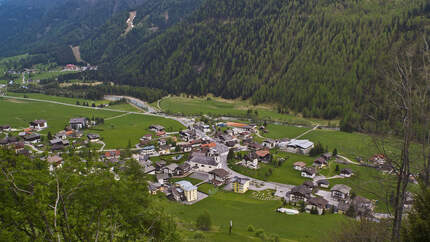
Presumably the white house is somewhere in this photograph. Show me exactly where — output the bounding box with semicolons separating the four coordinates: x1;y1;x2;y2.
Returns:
30;120;48;130
175;180;198;202
301;167;316;178
293;161;306;171
188;151;222;172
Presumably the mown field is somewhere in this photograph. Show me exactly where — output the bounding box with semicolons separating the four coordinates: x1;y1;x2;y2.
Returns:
7;92;110;106
0;96;184;148
159;95;336;126
158;188;348;242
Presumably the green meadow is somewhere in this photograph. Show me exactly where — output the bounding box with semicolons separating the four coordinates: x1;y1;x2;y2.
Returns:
158;188;348;242
159;95;335;126
0;97;184;148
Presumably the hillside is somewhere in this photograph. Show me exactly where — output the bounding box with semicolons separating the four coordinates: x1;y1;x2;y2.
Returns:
0;0;201;64
95;0;428;132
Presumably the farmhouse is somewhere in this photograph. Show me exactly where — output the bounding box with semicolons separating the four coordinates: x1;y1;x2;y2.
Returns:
301;167;316;178
29;120;48;130
105;150;121;160
24;133;41;143
331;184;352;201
286;139;314;155
322;152;332;160
317;179;330;188
352;196;374;216
293;161;306;171
302;180;314;190
69;117;88;130
149;125;165;132
87;133;100;142
156;173;169;185
232;176;250;193
287;185;311;203
244;152;259;169
47;155;63;166
306;197;329;215
209;168;230;186
163;163;178;176
175;181;198;202
174;163;191;176
313;157;328;168
255;149;271;163
0;125;11;131
340;168;354;177
262;139;277;149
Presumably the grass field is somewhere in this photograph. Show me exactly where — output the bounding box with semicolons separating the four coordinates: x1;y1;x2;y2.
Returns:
264;124;311;139
230;152;315;186
7;92;110;106
159;95;336;126
0;97;184;148
158;189;348;241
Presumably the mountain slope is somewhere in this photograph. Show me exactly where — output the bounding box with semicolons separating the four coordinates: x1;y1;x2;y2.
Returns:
102;0;429;129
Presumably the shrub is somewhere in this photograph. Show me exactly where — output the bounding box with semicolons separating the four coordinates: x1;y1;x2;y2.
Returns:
255;228;265;238
271;234;280;242
193;231;205;239
196;210;211;231
248;224;255;232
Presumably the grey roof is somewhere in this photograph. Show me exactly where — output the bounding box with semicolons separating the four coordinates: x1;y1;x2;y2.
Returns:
331;184;352;194
308;197;328;207
87;133;100;139
290;185;311;196
341;168;354;174
317;179;329;185
287;139;314;149
176;180;197;191
165;163;178;171
210;168;230;178
69;117;87;124
302;167;316;175
156;173;169;180
189;152;218;166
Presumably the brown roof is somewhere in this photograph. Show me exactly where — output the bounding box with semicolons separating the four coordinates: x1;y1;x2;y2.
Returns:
308;197;328;208
210;168;230;178
47;155;63;164
255;150;270;157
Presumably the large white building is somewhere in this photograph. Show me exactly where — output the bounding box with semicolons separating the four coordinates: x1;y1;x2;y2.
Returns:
175;181;198;202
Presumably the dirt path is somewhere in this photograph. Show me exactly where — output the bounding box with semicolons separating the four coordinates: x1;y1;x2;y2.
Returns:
105;112;131;121
71;46;83;63
294;124;319;139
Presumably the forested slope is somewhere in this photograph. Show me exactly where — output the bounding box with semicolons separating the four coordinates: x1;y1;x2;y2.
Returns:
101;0;429;131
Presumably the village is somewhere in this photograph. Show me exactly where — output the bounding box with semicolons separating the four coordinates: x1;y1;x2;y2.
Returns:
0;113;415;221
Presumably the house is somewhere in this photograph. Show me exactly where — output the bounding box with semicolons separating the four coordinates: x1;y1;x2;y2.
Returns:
148;183;163;195
255;149;271;163
141;145;156;155
23;133;41;143
322;152;332;160
163;163;179;175
158;139;167;146
369;154;386;165
0;138;7;146
331;184;352;201
337;200;350;214
155;160;167;172
313;157;328;168
209;168;230;186
340;168;354;177
317;179;330;188
188;151;222;172
158;144;171;155
69;118;88;130
139;134;152;145
262;139;277;149
56;130;67;140
156;131;166;137
232;176;250;193
156;173;169;185
47;155;63;166
14;142;25;153
306;197;329;215
51;144;65;151
7;136;19;143
179;143;192;152
0;125;11;132
174;163;191;176
149;125;165;132
302;180;314;190
175;181;198;202
287;185;312;203
293;161;307;171
244;152;259;169
105;150;121;160
286;139;314;155
29;120;48;130
351;196;374;216
87;133;100;142
248;142;264;151
179;129;197;142
301;167;316;178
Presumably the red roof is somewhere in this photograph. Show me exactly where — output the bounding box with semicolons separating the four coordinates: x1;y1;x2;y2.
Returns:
201;142;216;148
156;131;166;136
256;150;270;157
226;122;248;128
105;150;120;157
